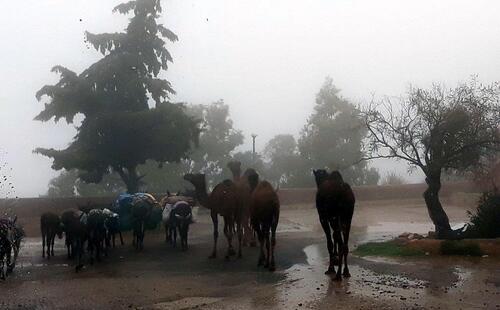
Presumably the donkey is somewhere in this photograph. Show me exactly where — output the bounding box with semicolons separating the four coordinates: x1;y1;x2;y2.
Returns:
40;212;63;259
314;169;355;281
103;208;123;248
249;173;280;272
0;217;23;279
60;209;87;271
130;194;157;251
164;201;193;251
86;209;107;264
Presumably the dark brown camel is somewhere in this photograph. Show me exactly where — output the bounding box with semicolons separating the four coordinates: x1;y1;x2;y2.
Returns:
249;175;280;272
314;169;355;281
184;173;243;259
227;161;257;246
40;212;63;259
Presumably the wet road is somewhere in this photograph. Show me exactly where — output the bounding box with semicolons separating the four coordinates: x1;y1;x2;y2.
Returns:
1;200;499;309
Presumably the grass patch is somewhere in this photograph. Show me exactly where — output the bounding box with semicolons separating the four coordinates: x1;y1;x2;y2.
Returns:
354;241;425;257
440;240;483;256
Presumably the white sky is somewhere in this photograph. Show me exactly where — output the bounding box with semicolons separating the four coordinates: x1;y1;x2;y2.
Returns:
1;0;499;197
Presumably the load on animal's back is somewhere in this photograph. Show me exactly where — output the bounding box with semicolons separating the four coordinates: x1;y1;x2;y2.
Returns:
112;192;162;251
0;216;24;279
161;192;194;251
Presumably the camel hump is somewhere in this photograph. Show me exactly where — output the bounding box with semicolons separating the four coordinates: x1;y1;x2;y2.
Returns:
255;180;274;192
222;179;234;187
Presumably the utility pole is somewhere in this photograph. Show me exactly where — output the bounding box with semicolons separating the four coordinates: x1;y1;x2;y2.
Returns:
251;134;257;164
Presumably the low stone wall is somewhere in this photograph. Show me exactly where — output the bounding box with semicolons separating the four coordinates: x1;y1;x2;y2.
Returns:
0;182;481;237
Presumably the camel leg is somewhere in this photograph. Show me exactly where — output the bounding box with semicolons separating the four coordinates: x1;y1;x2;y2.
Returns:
264;228;271;269
224;218;235;259
237;220;243;258
119;231;124;246
256;226;265;267
51;234;55;257
332;219;343;281
75;238;83;272
319;217;335;274
342;221;352;277
47;234;52;259
209;210;218;259
269;218;278;272
42;232;46;258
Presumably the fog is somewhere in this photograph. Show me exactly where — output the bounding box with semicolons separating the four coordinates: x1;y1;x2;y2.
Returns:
1;0;499;197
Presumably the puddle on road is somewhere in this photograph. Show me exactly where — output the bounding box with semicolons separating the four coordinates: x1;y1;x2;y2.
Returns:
272;242;500;309
277;220;311;233
273;244;429;309
144;297;221;310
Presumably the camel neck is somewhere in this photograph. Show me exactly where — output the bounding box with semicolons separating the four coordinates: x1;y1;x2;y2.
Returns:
230;170;241;182
194;187;210;209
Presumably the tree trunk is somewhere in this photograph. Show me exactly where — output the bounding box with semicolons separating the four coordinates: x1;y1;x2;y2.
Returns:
118;166;141;194
423;174;453;239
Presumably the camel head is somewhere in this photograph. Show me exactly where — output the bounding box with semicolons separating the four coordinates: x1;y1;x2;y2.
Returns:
183;173;206;192
243;168;260;192
313;169;329;187
227;161;242;179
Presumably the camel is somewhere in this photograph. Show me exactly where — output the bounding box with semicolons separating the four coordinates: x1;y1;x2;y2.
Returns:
227;161;257;246
314;169;355;281
183;173;243;259
40;212;63;259
249;176;280;272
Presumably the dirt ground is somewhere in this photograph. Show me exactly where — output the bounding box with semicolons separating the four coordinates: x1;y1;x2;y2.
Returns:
1;197;499;310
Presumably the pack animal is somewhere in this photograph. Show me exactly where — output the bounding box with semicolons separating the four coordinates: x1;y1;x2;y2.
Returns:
130;194;157;251
103;208;123;248
61;209;87;271
0;217;24;280
40;212;63;259
86;209;107;264
163;200;193;251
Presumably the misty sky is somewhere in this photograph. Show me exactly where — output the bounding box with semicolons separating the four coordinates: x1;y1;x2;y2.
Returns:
1;0;499;197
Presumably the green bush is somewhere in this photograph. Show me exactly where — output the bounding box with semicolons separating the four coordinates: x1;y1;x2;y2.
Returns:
466;191;500;238
440;240;483;256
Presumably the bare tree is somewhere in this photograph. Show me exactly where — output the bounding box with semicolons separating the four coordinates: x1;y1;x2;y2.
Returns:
363;79;500;238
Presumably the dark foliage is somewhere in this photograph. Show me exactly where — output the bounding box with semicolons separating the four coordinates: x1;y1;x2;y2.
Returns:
466;191;500;238
35;0;200;193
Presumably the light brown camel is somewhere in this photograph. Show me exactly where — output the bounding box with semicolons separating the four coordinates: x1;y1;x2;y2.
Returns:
249;176;280;272
227;161;257;246
183;173;243;259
